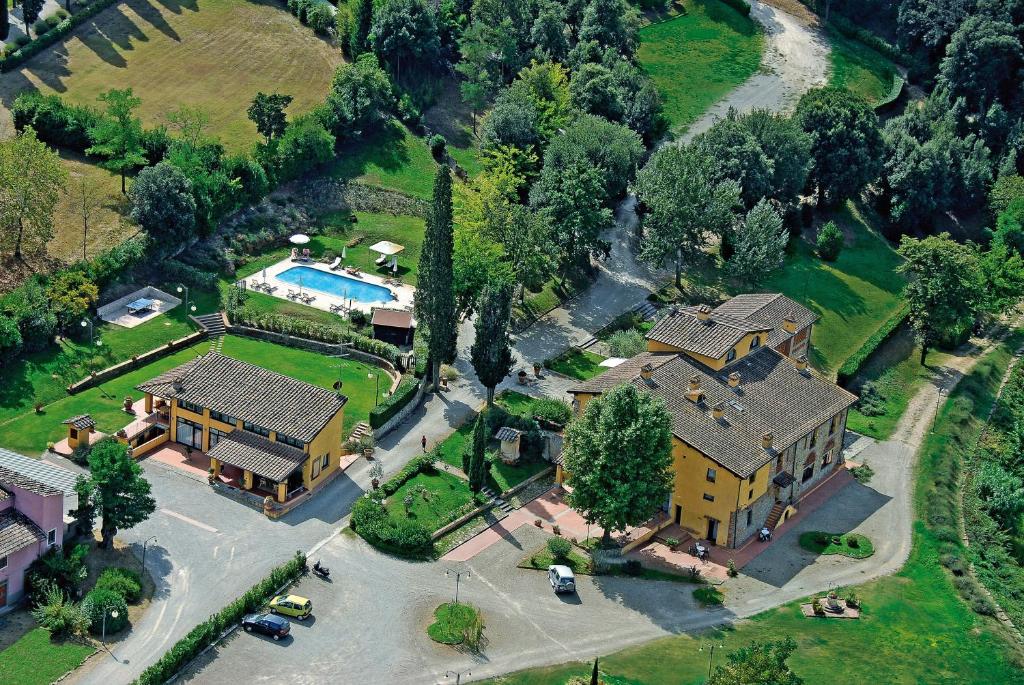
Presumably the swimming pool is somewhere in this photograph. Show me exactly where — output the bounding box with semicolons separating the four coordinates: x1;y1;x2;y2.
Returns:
276;266;394;305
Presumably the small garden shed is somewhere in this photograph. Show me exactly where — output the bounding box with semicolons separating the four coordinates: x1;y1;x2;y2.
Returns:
371;308;415;347
495;427;522;465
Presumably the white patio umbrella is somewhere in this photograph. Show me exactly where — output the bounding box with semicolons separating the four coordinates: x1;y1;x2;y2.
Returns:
289;234;311;245
341;246;347;259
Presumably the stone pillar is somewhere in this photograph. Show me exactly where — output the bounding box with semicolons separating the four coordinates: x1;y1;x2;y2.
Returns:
243;470;253;490
144;393;153;414
276;482;287;503
210;458;221;478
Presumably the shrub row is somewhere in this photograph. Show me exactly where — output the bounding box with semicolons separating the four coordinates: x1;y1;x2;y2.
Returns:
836;304;910;386
134;552;306;685
230;308;401;364
380;454;435;496
369;375;420;429
351;455;440;554
0;0;120;72
874;75;906;112
285;0;335;34
161;259;219;291
720;0;751;16
828;16;909;68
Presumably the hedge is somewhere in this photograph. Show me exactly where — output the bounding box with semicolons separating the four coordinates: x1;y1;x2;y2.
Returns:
720;0;751;16
133;552;306;685
369;375;419;429
836;304;910;386
350;454;438;555
161;259;219;291
0;0;121;72
230;308;401;364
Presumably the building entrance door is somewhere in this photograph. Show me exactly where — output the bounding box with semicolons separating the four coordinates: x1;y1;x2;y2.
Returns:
176;418;203;450
674;505;683;524
0;580;7;608
706;518;719;543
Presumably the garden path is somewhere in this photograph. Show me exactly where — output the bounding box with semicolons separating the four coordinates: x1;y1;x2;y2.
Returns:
4;0;68;45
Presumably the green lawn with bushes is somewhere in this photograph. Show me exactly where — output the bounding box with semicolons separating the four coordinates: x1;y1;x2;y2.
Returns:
0;628;94;685
826;28;900;105
484;338;1024;685
545;348;607;380
328;121;438;200
637;0;764;132
798;531;875;559
0;334;385;454
383;470;477;532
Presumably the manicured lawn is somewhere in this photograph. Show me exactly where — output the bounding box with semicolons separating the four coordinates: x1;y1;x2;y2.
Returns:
426;602;482;645
0;0;341;153
490;458;550;493
0;334;385;454
756;204;906;376
827;28;899;105
494;391;538;417
433;421;475;470
0;628;95;685
546;348;606;381
845;325;953;439
798;531;875;559
485;342;1024;685
637;0;764;132
328;121;438;200
384;470;476;532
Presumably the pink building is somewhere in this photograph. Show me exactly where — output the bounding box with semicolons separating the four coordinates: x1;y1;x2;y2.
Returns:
0;449;78;611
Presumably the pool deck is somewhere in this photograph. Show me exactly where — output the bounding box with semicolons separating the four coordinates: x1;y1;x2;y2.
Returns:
239;258;416;316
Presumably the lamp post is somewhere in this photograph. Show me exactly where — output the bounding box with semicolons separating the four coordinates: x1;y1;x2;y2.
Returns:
445;568;469;606
177;285;190;313
699;642;724;681
930;387;945;434
445;669;471;685
80;318;93;346
368;371;380;406
141;535;157;573
101;605;120;643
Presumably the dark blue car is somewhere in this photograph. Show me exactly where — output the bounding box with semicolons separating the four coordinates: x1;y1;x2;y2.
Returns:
242;612;291;640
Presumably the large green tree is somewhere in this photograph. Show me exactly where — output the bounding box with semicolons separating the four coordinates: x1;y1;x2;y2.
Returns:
0;126;68;260
470;283;514;405
247;92;293;144
897;232;986;363
322;55;394;139
416;166;458;390
87;438;156;549
726;199;788;286
350;0;373;56
127;162;198;243
87;88;148;194
370;0;440;82
796;87;883;206
563;383;674;544
635;143;741;285
468;413;488;492
939;15;1022;115
708;638;802;685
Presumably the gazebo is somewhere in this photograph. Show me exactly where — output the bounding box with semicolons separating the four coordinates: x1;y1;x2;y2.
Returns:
368;240;405;270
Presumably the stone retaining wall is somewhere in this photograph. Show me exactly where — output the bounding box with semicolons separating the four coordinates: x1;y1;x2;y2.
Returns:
67;331;208;394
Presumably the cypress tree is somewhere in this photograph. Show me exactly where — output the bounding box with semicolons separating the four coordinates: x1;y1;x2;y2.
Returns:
470;283;514;406
350;0;373;57
468;413;488;492
416;165;457;391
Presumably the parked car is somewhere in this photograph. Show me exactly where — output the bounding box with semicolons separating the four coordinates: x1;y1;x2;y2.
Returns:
242;613;291;640
548;564;576;594
269;594;312;619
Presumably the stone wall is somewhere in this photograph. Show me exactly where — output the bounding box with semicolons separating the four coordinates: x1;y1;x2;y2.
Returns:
67;331;208;394
373;384;425;440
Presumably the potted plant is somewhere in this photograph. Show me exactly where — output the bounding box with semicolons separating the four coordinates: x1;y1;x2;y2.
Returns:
518;370;528;385
370;461;384;490
208;467;217;484
359;434;375;458
533;362;542;377
123;396;134;412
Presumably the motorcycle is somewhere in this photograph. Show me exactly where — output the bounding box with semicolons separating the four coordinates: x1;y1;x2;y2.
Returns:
312;560;331;579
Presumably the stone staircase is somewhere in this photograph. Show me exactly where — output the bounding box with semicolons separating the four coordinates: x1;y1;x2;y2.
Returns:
765;501;787;530
349;421;372;443
631;300;659;321
192;313;226;352
480;485;514;514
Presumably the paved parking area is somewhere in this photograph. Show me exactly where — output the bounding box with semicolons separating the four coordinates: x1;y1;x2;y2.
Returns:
179;525;720;685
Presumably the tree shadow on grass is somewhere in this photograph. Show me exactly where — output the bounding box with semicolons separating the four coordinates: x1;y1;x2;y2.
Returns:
330;121;414;182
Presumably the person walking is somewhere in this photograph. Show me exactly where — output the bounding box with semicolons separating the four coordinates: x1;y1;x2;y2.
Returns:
421;435;427;452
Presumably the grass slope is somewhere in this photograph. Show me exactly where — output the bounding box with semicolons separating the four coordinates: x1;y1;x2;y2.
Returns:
826;27;899;105
757;204;906;375
637;0;763;132
484;339;1024;685
327;121;438;200
0;0;341;152
0;334;385;454
0;628;95;685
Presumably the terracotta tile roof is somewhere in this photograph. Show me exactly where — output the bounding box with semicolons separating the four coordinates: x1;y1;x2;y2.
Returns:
207;430;308;482
713;294;817;349
62;414;96;430
0;461;66;498
646;306;771;359
0;510;45;557
569;349;857;477
136;353;347;443
372;308;414;328
0;488;10;502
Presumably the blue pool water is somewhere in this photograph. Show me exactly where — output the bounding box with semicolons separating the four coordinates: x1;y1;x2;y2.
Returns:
276;266;394;304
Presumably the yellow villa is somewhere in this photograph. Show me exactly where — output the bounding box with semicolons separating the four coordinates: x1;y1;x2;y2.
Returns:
131;352;347;503
567;294;857;549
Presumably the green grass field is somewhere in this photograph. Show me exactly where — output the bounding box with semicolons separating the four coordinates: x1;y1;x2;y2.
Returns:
485;338;1024;685
637;0;764;132
0;334;385;454
546;348;606;381
845;326;953;439
0;628;95;685
0;0;341;152
826;28;899;105
328;121;438;199
757;204;906;376
384;470;476;531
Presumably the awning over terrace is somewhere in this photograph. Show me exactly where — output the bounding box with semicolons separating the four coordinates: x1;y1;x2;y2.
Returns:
206;430;307;482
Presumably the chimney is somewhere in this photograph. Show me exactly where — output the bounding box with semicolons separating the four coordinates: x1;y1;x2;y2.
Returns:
640;363;654;382
712;402;725;421
728;372;741;388
782;314;798;334
795;355;809;372
686;375;703;402
762;432;774;450
696;304;712;322
172;377;184;393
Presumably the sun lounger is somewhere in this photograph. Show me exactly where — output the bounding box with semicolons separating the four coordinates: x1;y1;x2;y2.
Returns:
302;294;316;304
290;248;298;261
329;303;346;314
302;248;311;261
329;258;342;271
287;290;300;299
375;255;388;266
264;285;277;294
